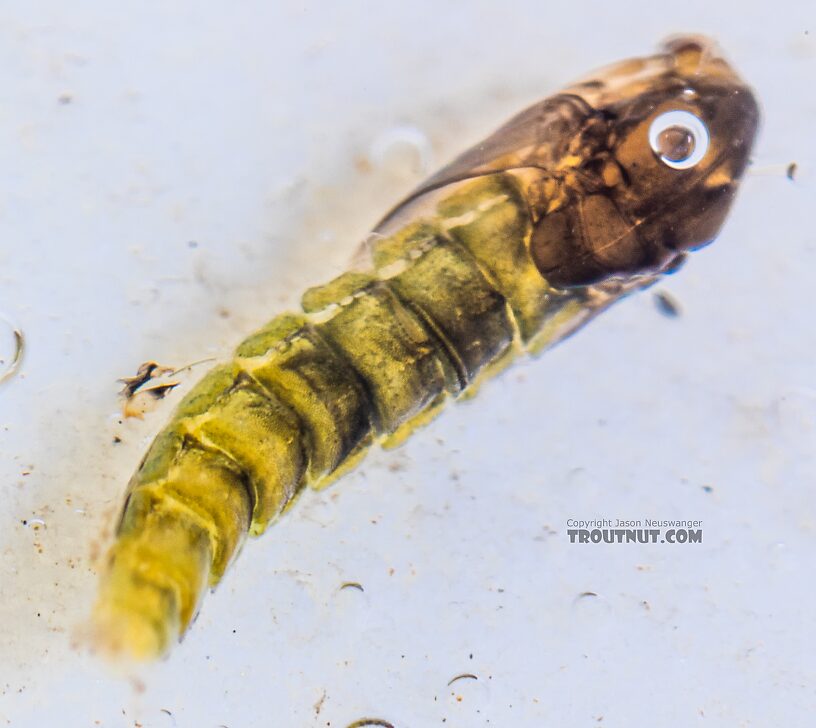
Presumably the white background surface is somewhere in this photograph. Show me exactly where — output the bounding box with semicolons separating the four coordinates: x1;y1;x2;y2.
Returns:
1;2;814;726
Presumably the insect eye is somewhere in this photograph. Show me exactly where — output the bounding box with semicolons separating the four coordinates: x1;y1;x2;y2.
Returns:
648;110;710;170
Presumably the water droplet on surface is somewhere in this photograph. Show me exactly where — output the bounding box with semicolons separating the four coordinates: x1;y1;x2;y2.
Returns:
370;125;434;179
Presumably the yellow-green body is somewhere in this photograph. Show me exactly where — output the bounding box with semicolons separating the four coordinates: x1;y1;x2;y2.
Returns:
96;172;609;656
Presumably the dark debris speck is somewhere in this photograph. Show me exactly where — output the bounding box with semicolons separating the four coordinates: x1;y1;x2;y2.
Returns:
653;291;681;318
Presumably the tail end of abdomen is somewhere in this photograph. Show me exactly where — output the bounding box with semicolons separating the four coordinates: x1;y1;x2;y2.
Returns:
92;443;252;660
92;512;213;660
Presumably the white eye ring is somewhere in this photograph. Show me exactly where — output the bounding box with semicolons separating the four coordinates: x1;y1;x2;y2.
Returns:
648;109;710;170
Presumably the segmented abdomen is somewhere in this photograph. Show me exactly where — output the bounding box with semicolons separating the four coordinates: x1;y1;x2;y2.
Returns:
99;172;584;655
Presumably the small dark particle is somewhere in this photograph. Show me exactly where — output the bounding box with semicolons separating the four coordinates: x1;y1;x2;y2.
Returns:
113;436;122;444
339;582;364;593
346;720;394;728
447;673;478;687
702;485;714;493
653;291;681;318
786;162;798;181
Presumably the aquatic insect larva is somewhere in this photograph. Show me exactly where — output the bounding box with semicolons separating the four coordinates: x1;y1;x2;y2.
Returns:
94;36;759;659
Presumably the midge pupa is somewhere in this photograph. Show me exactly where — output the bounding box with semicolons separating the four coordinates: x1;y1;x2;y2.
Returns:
94;37;759;659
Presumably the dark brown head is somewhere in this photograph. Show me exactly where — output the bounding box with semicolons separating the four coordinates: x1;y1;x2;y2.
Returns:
530;37;760;288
